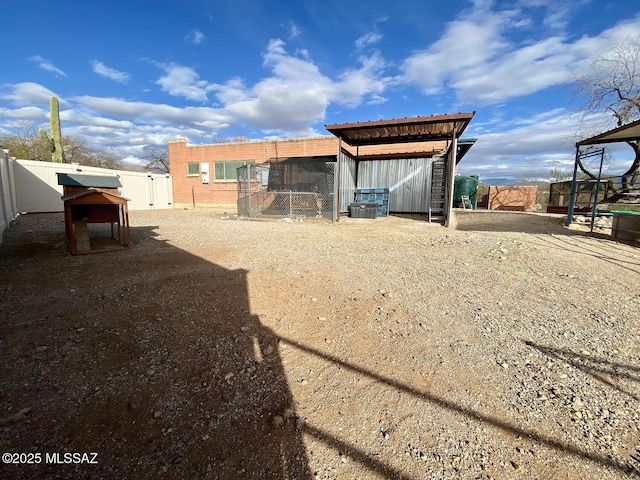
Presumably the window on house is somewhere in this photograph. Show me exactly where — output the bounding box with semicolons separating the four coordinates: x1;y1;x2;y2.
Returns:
214;161;255;181
187;162;200;176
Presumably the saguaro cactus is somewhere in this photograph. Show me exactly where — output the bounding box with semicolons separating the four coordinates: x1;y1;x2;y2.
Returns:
39;96;65;162
49;96;64;163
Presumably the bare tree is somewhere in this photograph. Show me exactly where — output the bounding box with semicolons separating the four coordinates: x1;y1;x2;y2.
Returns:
87;150;122;170
145;147;170;173
548;168;573;182
1;124;123;169
574;36;640;191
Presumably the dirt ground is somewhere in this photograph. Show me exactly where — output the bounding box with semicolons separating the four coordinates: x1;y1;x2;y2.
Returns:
0;209;639;480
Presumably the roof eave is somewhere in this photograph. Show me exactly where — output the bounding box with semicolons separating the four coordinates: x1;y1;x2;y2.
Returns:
325;112;475;147
576;118;640;146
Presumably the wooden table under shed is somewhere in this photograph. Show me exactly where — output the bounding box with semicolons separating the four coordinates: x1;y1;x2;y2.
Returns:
57;173;131;255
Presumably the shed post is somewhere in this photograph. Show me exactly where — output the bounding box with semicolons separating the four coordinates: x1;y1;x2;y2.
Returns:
64;204;74;254
334;138;342;222
445;134;458;227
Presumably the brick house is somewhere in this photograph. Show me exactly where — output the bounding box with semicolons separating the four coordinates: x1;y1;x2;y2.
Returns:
168;113;475;223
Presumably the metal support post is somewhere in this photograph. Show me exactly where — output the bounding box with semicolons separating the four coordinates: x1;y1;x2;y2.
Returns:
589;148;605;232
565;146;581;227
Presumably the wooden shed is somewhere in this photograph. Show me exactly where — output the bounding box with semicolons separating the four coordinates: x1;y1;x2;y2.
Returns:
57;173;131;255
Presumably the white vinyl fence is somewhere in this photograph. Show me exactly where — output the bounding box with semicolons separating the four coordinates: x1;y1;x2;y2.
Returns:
0;150;18;240
0;153;173;241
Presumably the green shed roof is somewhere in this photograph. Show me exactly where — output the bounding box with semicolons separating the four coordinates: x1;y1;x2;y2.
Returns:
57;173;122;188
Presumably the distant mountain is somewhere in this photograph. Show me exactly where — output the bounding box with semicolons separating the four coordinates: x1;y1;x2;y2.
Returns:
474;177;520;186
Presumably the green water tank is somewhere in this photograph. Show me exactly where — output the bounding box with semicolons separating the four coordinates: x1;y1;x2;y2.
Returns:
454;175;479;209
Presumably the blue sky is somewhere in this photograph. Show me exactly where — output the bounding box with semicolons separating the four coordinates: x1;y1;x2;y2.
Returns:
1;0;639;182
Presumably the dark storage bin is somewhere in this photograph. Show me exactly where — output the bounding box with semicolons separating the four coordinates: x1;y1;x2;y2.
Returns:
349;202;378;219
355;188;389;216
611;211;640;243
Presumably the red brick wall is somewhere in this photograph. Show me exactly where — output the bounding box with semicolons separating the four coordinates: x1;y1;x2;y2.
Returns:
487;186;538;211
169;137;340;210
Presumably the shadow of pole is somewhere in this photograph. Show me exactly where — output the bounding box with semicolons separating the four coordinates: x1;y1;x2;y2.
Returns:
524;340;640;401
531;234;640;275
302;423;415;480
279;335;632;475
453;222;640;275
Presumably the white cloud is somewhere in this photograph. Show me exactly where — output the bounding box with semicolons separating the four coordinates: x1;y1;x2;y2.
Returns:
214;77;250;105
334;52;390;108
0;106;47;123
219;39;392;133
2;37;395;151
368;95;388;105
2;82;58;106
355;31;383;51
1;83;224;160
221;39;333;133
400;4;640;106
28;55;67;77
185;29;206;45
155;64;216;101
91;61;130;83
400;16;508;96
287;21;301;40
452;36;573;104
459;109;635;180
74;95;230;129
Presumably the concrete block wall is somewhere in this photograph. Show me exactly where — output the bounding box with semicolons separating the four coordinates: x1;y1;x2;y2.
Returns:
73;221;91;251
487;186;538;211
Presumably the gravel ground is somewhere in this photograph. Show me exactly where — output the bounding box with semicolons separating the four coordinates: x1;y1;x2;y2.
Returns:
0;208;639;480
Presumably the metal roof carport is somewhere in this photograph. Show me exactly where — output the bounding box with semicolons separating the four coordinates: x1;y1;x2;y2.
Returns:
326;112;475;225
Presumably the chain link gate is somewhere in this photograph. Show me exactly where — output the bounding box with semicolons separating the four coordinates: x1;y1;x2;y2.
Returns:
237;162;335;220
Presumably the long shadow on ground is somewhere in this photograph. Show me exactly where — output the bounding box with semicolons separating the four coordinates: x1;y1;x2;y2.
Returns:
0;214;311;479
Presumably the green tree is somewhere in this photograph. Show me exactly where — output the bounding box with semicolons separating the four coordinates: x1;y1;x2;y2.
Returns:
0;123;53;161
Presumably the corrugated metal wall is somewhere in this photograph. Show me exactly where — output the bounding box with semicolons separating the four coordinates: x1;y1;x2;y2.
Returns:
358;158;433;213
338;150;357;213
12;159;174;213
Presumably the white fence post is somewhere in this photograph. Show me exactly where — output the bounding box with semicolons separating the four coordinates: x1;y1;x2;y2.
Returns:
0;150;19;241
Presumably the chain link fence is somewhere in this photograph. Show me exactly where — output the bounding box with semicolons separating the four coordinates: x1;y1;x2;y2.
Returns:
237;162;335;220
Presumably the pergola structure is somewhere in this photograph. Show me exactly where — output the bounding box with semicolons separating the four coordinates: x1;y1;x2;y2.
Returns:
566;119;640;227
326;112;475;225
